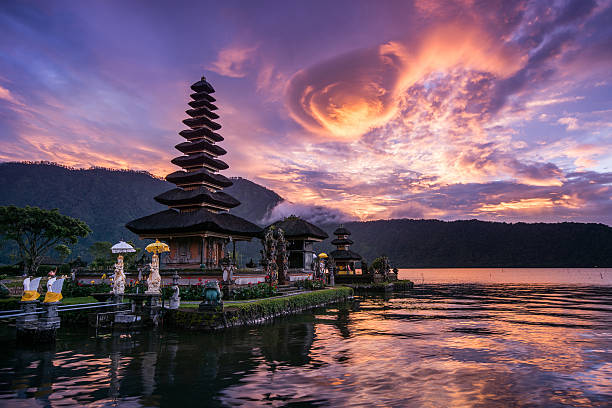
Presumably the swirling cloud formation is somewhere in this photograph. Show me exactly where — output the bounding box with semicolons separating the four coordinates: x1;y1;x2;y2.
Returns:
286;23;524;140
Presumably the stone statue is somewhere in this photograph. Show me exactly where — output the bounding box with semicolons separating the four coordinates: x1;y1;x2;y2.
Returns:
221;257;234;283
328;258;336;286
169;271;180;309
199;280;223;311
21;277;42;301
112;255;126;295
276;228;289;284
43;278;65;303
263;227;278;285
314;257;321;279
146;254;162;295
46;270;57;293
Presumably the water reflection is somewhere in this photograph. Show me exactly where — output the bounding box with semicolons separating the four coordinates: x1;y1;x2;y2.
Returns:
0;284;611;407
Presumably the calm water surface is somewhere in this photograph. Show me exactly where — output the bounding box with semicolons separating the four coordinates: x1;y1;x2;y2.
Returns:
0;269;611;407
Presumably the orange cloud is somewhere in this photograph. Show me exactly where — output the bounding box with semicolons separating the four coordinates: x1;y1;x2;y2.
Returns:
286;22;525;140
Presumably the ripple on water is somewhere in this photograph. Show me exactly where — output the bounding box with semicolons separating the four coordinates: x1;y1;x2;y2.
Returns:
0;283;611;406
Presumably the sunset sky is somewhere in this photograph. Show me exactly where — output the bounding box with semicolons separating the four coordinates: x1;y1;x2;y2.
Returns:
1;0;611;224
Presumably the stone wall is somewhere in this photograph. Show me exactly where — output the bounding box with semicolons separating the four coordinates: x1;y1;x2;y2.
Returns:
164;287;353;331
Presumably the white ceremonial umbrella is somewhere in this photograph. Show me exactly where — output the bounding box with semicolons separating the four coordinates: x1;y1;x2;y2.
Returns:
111;241;136;254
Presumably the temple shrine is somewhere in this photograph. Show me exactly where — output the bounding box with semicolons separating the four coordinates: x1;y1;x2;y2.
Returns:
330;225;362;274
126;76;262;271
267;216;328;276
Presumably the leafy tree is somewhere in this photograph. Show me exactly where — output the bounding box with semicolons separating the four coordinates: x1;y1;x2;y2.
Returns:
55;244;71;263
89;241;113;269
89;240;142;270
122;241;142;270
0;206;91;275
370;256;387;273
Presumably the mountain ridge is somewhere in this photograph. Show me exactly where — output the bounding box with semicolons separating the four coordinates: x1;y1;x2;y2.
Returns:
1;161;611;267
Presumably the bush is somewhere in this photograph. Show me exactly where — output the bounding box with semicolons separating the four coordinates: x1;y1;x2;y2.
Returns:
229;287;353;317
295;278;326;290
161;285;202;301
231;283;278;300
62;279;111;298
0;265;21;276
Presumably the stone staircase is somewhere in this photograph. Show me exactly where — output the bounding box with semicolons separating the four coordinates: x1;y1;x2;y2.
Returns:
276;284;305;296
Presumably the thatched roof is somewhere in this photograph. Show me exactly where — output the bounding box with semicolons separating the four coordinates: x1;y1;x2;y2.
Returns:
126;208;262;237
333;225;351;236
175;139;226;156
186;107;219;120
190;77;215;93
154;187;240;209
331;238;354;246
268;216;328;240
330;249;362;261
170;153;229;171
179;127;223;142
166;168;232;189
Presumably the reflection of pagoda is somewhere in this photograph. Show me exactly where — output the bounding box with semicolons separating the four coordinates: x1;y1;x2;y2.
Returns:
126;76;262;270
330;225;362;274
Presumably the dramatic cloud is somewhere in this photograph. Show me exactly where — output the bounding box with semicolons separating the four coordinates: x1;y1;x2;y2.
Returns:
286;22;524;140
1;0;611;225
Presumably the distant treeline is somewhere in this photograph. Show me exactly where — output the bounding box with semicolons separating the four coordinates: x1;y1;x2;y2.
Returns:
1;162;611;268
318;219;612;268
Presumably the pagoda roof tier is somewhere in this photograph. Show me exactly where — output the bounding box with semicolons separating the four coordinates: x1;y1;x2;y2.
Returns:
171;153;229;171
179;127;223;142
333;226;351;236
175;140;226;156
183;116;221;130
166;168;233;189
267;216;328;241
186;107;219;120
126;208;262;238
331;238;354;246
330;249;362;261
190;78;215;93
190;91;216;103
188;99;218;110
154;187;240;209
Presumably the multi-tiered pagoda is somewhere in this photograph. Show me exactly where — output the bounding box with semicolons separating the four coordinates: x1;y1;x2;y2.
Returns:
330;225;362;274
126;76;262;270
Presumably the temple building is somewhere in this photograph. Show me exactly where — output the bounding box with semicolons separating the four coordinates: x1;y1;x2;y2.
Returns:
267;216;328;275
330;225;362;274
126;76;262;270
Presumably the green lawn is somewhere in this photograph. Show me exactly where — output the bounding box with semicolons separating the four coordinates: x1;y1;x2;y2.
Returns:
0;296;97;305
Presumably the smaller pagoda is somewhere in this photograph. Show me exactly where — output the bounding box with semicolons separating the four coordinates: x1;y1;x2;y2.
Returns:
330;225;362;274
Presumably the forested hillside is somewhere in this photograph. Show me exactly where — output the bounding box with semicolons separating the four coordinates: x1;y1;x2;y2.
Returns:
318;219;612;268
0;162;282;263
1;162;611;267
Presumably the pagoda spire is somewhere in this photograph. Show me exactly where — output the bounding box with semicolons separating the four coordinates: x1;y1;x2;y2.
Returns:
155;76;239;213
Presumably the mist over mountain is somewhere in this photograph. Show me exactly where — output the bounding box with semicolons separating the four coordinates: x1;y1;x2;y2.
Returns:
1;162;611;267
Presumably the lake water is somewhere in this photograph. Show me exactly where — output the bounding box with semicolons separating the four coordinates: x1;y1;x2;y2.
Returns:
0;269;611;407
399;268;612;285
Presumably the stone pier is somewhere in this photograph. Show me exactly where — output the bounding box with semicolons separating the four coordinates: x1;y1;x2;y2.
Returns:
16;300;61;344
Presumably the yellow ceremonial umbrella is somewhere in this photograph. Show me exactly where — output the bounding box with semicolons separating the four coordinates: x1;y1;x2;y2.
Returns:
318;253;328;258
145;239;170;254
